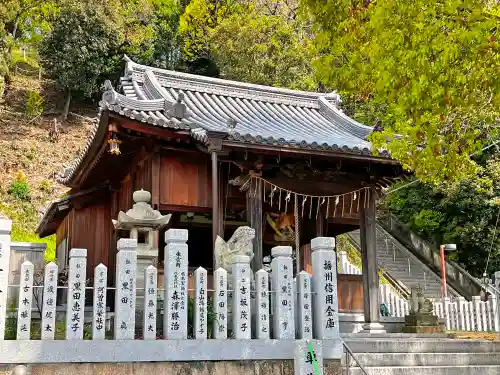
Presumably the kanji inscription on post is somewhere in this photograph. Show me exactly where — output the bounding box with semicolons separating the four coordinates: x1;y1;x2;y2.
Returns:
41;262;58;340
297;271;312;339
232;255;251;339
164;229;188;339
271;246;295;339
114;239;137;340
194;267;207;339
255;269;270;339
66;248;87;340
213;267;227;339
294;340;324;375
93;263;107;340
143;265;157;340
311;237;339;339
17;261;34;340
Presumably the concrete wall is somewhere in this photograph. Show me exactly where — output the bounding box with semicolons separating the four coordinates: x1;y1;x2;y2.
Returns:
0;361;341;375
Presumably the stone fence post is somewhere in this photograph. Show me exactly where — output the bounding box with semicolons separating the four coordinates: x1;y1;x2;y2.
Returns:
271;246;295;339
0;218;12;340
311;237;339;339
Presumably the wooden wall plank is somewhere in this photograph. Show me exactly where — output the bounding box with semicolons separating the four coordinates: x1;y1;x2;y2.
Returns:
159;154;212;207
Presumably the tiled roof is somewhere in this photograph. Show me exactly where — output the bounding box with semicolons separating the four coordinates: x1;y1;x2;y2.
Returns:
58;56;383;185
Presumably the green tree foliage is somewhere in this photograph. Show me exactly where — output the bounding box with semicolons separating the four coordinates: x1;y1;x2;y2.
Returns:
305;0;500;185
39;3;123;99
209;1;316;90
385;153;500;276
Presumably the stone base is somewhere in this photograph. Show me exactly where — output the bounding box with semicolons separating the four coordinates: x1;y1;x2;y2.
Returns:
402;325;443;333
360;322;386;334
404;313;439;327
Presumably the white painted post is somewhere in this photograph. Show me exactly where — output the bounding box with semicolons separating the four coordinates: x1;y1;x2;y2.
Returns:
443;297;451;331
465;301;472;331
337;251;348;274
481;301;489;332
473;296;482;332
0;219;12;340
450;302;456;331
66;248;87;340
255;269;269;339
485;300;492;332
93;264;107;340
271;246;295;339
458;297;466;331
297;271;313;339
213;267;228;339
114;239;137;340
311;237;339;339
143;265;157;340
194;267;208;339
17;261;34;340
489;294;499;332
164;229;189;340
41;262;58;340
399;299;406;317
232;255;251;339
294;339;324;375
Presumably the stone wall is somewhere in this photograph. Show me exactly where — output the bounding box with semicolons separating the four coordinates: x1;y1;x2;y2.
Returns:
0;361;341;375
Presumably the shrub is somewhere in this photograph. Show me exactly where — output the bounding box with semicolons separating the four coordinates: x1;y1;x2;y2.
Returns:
9;171;30;201
25;90;44;118
39;179;53;193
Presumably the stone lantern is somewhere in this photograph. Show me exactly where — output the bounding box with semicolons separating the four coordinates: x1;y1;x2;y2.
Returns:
112;189;171;319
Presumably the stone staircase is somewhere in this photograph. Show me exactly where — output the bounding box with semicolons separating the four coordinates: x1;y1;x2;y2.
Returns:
343;335;500;375
346;229;461;299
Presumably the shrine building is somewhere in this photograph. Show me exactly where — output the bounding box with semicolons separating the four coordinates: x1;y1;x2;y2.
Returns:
36;56;403;331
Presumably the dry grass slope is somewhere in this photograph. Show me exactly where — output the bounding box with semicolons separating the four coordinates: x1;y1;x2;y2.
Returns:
0;73;94;260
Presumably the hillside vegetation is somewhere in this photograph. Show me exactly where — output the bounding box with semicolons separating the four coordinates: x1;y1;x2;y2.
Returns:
0;64;95;259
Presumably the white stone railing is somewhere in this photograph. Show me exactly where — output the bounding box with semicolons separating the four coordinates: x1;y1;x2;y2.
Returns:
337;251;362;275
379;284;409;318
0;221;342;364
433;295;500;332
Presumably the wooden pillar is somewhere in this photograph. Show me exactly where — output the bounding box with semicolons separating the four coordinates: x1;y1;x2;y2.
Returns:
359;188;385;333
247;177;263;271
211;150;219;255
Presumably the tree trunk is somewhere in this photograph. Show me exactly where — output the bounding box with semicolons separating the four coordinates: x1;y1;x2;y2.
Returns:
12;15;20;39
62;89;71;120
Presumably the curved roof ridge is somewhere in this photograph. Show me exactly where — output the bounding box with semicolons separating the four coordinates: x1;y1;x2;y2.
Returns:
124;56;323;108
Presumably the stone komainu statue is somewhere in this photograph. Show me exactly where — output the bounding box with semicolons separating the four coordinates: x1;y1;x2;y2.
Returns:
214;226;255;273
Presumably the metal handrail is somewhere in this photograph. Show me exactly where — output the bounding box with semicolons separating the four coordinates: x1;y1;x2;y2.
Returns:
342;339;369;375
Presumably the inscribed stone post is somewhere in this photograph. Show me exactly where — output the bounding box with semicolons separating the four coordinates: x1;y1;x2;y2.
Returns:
294;339;323;375
232;255;251;339
41;262;58;340
143;265;157;340
114;239;137;340
489;294;499;332
66;248;87;340
0;220;12;340
164;229;188;339
311;237;339;339
255;269;269;339
93;264;107;340
472;296;482;331
213;267;228;339
297;271;312;339
271;246;295;339
194;267;208;339
17;261;34;340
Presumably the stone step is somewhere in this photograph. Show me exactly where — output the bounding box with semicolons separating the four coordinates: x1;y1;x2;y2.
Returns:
348;365;500;375
344;339;500;353
351;352;500;367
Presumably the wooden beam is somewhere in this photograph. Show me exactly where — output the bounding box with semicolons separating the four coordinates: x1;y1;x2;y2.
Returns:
223;141;400;165
159;204;211;213
114;116;190;141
